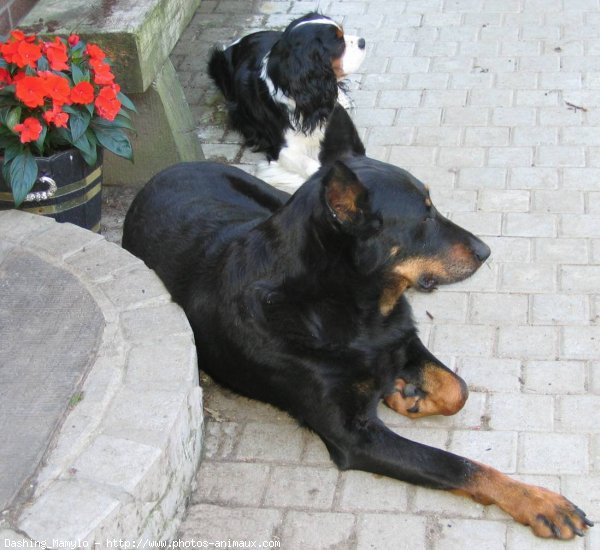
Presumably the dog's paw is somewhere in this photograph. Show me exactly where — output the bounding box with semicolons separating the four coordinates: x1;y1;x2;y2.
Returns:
383;378;426;418
383;370;468;418
507;486;593;539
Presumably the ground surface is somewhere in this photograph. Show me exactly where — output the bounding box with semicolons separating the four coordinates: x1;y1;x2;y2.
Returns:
103;0;599;548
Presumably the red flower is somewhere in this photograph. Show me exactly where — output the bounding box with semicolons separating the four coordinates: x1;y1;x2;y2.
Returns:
1;40;20;64
68;34;80;46
15;40;42;68
15;75;46;108
70;81;94;104
14;116;43;143
43;105;69;128
0;68;12;86
90;58;115;85
44;37;69;71
95;85;121;121
85;43;106;61
39;72;71;106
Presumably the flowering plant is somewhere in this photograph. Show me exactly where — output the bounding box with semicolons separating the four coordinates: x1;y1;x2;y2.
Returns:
0;30;136;205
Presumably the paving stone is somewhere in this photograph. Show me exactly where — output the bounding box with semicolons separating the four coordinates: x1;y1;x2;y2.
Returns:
534;238;589;264
498;325;558;359
560;265;600;293
443;106;489;125
537;146;586;167
18;481;120;542
98;265;171;310
193;461;270;506
235;422;304;462
509;167;559;190
489;394;554;431
559;215;600;238
523;360;587;395
432;325;496;358
355;513;428;550
484;236;531;262
451;212;502;236
337;470;409;512
125;335;198;388
500;263;556;293
433;518;507;550
263;466;339;509
449;430;518;472
519;433;588;474
561;326;600;359
457;357;522;393
556;395;600;432
457;167;507;189
469;292;528;325
409;290;469;324
438;147;486;167
531;294;588;325
503;213;557;237
281;511;356;549
478;190;530;212
178;503;281;543
533;190;585;214
120;303;191;342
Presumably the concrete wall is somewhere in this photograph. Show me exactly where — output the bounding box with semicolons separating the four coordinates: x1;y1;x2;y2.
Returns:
0;0;39;34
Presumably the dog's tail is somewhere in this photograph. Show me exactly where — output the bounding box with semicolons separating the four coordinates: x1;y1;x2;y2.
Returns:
208;47;235;101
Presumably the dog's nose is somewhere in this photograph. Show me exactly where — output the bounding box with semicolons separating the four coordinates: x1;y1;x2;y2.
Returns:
358;37;366;49
472;239;491;263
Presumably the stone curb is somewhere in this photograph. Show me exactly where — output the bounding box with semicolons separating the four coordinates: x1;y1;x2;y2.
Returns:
0;210;203;546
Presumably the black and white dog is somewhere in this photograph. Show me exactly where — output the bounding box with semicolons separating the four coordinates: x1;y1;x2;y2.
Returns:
208;12;366;187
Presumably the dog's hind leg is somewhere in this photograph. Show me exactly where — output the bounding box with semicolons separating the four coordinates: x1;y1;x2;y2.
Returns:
384;337;468;418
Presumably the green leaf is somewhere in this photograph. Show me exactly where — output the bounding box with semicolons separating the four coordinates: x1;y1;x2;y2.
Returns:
6;106;21;130
70;62;89;84
91;114;135;131
93;125;133;161
117;92;136;113
37;56;50;72
34;123;48;155
0;106;11;125
73;130;97;166
66;107;91;142
7;149;38;206
2;142;23;163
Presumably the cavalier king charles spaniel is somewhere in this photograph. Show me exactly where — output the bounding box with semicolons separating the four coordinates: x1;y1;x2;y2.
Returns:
208;12;366;187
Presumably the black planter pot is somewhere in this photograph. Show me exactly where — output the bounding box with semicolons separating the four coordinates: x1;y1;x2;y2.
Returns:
0;149;103;232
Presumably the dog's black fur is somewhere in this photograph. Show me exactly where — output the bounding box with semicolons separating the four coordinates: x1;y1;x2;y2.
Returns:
208;12;364;161
123;106;592;541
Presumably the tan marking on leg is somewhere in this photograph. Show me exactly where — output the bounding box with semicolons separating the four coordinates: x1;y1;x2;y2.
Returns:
452;463;592;540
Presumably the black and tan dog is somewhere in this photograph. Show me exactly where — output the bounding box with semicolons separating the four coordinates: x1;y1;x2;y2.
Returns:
122;107;592;540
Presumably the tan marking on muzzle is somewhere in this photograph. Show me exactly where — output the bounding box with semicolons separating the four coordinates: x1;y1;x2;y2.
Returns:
379;257;450;316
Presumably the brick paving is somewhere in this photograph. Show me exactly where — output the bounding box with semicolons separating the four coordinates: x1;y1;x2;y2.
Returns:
167;0;599;547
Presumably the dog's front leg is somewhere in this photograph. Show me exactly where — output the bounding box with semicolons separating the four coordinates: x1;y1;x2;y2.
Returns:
384;336;468;418
324;421;592;540
278;146;320;179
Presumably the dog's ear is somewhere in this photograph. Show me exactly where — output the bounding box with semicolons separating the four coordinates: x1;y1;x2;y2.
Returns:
319;104;366;165
270;40;338;134
322;161;370;229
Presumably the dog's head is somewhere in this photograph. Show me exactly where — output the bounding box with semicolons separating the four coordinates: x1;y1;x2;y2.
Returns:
307;107;490;316
267;13;366;134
